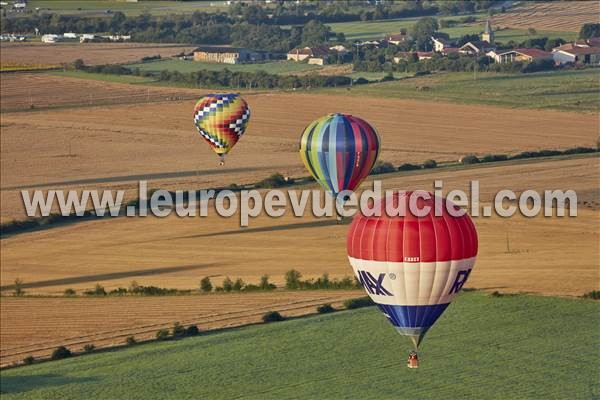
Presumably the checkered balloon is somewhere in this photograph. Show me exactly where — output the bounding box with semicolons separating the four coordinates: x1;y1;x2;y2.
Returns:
193;94;251;159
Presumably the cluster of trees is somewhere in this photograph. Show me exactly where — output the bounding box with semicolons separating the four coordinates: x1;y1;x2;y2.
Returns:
579;23;600;39
284;269;360;290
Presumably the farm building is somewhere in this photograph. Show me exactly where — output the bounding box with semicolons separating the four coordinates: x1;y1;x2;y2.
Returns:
553;46;600;65
193;46;274;64
487;48;552;63
552;38;600;65
41;34;61;44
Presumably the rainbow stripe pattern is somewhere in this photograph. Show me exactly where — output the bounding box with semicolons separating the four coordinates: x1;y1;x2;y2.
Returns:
299;113;380;197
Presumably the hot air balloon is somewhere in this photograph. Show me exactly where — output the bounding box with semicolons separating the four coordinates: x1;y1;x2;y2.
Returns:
347;191;478;367
299;113;380;206
193;93;250;165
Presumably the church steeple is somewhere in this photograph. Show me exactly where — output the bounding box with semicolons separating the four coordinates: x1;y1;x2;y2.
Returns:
482;19;494;44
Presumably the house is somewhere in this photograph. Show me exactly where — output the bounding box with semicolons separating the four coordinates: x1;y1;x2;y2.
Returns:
487;48;552;63
287;45;332;62
387;33;410;45
63;32;78;39
459;41;495;55
328;45;348;54
553;46;600;65
431;36;450;52
193;46;263;64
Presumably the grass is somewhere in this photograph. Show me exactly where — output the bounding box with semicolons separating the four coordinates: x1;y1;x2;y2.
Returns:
0;62;58;72
328;17;577;42
27;1;227;16
330;69;600;112
125;59;323;75
49;70;157;84
1;292;598;399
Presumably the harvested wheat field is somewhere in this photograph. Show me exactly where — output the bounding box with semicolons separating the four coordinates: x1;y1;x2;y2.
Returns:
0;291;357;367
1;156;597;297
492;1;599;32
0;72;201;112
0;42;196;66
1;93;597;220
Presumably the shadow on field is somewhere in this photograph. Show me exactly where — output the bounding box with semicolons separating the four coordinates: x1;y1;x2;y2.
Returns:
0;374;97;394
171;218;351;240
0;165;292;191
0;263;213;291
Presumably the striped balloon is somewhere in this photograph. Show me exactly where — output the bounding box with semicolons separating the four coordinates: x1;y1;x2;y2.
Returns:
299;113;380;197
347;191;478;351
193;93;250;162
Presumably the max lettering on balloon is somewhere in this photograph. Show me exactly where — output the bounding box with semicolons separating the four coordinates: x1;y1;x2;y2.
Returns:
357;271;393;296
449;269;473;294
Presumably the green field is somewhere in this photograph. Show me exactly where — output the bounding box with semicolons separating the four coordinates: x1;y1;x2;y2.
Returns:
125;59;323;75
27;1;227;16
328;17;577;43
333;69;600;112
1;292;598;399
49;70;157;84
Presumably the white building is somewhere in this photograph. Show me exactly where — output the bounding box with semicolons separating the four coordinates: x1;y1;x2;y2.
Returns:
63;32;78;39
41;34;61;44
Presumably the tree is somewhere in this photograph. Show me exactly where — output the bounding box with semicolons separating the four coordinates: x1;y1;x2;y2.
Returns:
285;269;302;289
172;322;185;338
222;277;233;292
410;17;439;51
200;277;213;293
13;278;24;297
51;346;72;360
301;19;331;46
579;23;600;39
232;278;245;291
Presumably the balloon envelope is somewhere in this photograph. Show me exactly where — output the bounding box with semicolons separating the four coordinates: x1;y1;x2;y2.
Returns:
299;113;380;198
347;191;478;348
193;93;250;158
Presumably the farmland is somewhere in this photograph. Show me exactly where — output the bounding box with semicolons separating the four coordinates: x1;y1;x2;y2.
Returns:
0;43;196;66
1;292;598;399
0;72;199;112
126;59;323;75
327;17;577;42
0;291;358;367
27;0;227;16
491;1;599;33
1;155;598;296
331;69;600;112
1;85;597;220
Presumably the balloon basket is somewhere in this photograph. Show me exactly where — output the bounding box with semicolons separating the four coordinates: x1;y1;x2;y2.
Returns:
218;155;225;166
407;351;419;369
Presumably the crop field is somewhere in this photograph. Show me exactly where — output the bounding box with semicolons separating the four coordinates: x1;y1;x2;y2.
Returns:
332;69;600;112
327;16;576;42
0;72;202;112
27;0;227;16
0;43;196;67
1;86;597;220
126;59;323;75
1;155;598;295
491;1;599;33
0;291;358;367
1;292;598;399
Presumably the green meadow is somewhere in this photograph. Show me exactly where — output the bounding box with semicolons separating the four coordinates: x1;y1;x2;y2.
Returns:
27;1;226;16
328;18;577;43
334;69;600;112
125;59;323;75
1;292;598;400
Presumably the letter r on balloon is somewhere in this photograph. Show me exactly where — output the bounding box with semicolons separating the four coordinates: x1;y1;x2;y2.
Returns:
449;269;472;294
